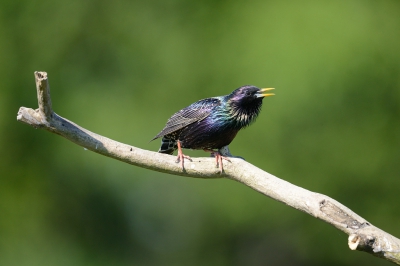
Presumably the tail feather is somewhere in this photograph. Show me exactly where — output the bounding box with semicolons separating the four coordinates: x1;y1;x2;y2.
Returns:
158;137;177;155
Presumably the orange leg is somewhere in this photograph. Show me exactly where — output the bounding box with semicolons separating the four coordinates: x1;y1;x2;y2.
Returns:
176;140;192;169
203;149;231;173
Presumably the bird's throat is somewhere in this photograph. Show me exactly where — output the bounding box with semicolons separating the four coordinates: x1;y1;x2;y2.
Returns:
229;101;262;128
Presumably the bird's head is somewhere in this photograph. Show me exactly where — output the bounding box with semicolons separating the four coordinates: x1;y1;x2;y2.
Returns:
224;85;275;127
229;85;275;106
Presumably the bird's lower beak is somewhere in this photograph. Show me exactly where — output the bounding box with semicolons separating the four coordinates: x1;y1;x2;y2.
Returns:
256;88;275;98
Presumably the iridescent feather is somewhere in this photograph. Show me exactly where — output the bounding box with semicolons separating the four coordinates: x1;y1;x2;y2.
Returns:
151;85;274;172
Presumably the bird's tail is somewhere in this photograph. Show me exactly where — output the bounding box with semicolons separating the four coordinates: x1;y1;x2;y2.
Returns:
158;137;177;155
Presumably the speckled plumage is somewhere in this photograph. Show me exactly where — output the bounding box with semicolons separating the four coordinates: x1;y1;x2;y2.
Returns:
151;85;274;171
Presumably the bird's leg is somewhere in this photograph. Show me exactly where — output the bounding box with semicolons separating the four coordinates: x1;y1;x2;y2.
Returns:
203;149;231;173
175;140;192;169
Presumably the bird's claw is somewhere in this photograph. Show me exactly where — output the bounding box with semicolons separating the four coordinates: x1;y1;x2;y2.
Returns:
213;152;231;174
204;149;231;173
175;154;192;168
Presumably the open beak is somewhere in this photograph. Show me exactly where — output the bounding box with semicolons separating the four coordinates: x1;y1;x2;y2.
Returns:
256;88;275;98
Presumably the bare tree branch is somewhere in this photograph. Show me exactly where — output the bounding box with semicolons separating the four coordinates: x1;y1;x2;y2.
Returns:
17;71;400;265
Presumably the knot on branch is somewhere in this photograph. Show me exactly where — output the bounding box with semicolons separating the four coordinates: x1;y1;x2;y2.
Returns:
348;234;375;252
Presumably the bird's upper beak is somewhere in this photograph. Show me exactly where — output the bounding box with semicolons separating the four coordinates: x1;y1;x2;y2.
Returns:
256;88;275;98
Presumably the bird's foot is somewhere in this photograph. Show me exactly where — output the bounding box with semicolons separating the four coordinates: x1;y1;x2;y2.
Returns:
204;149;231;173
175;153;192;169
176;141;192;169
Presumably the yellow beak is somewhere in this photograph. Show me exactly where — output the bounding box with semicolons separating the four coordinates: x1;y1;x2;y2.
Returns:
258;88;275;98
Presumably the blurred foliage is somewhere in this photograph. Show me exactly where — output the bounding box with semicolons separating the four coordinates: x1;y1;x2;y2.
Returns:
1;0;400;265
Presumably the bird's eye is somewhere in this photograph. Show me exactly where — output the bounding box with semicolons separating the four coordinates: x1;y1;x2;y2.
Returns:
246;91;251;96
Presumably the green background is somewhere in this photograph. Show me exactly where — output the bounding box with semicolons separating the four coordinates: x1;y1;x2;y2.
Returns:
1;0;399;265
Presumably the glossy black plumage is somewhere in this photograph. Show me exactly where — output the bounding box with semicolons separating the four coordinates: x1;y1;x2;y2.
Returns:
151;85;274;171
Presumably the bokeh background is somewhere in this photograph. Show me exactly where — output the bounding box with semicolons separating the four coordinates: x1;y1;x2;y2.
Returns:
1;0;400;265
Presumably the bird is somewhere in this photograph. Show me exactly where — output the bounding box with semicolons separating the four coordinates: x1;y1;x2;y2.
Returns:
151;85;275;172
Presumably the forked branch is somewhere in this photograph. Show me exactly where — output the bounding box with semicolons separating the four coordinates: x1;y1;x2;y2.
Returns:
17;72;400;265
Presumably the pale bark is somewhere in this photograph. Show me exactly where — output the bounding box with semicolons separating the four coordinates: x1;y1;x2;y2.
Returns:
17;72;400;265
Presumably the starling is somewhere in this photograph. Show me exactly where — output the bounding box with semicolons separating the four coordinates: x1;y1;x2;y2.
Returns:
151;85;274;172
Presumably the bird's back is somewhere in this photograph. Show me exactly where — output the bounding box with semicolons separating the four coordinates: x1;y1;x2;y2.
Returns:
151;97;222;141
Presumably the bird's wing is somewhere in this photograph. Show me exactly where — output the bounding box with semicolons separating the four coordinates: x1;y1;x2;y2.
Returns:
151;97;221;140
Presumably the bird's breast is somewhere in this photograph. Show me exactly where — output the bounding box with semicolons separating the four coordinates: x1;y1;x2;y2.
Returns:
176;117;240;150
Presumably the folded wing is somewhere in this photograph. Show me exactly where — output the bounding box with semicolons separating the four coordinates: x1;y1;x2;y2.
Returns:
151;97;221;140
